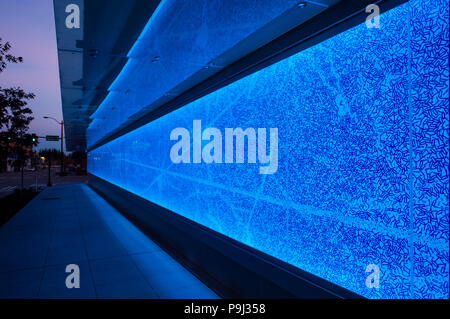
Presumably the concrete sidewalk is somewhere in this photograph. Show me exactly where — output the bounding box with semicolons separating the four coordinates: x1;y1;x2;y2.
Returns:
0;183;219;298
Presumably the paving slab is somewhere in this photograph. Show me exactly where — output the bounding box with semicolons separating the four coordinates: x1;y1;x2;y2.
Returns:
0;183;219;299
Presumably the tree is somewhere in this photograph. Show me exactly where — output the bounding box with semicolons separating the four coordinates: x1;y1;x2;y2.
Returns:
0;38;23;72
0;37;38;172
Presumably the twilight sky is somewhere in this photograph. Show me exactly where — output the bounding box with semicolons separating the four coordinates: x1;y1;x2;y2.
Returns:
0;0;64;151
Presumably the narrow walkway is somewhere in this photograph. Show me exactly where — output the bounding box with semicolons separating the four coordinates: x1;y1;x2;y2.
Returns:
0;184;219;298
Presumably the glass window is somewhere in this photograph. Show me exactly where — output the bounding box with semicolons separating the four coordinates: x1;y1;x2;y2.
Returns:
88;0;449;298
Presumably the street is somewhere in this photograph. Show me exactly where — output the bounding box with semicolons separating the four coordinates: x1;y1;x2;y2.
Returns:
0;167;88;198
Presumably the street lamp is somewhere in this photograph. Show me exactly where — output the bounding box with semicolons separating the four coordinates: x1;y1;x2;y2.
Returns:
43;116;64;176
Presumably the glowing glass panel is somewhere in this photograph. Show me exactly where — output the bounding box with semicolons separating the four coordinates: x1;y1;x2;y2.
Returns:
89;0;449;298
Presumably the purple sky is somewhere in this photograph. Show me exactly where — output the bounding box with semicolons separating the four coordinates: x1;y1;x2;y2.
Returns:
0;0;65;151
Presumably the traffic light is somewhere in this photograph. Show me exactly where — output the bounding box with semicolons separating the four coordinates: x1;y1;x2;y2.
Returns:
32;137;36;142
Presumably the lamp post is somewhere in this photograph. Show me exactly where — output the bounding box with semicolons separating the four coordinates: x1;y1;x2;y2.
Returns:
47;153;52;186
43;116;64;176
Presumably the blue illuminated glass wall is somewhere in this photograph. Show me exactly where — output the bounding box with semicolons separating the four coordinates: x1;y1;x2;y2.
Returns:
88;0;449;298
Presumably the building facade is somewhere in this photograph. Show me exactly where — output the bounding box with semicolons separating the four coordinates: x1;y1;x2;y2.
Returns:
54;0;449;298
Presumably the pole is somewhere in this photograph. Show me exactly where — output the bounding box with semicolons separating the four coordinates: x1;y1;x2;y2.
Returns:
60;121;64;176
47;154;52;187
21;160;24;191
